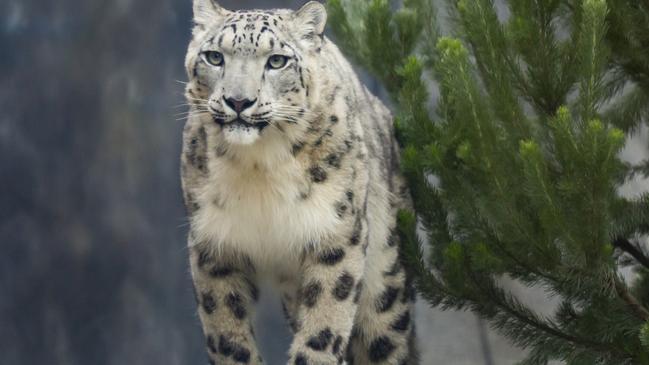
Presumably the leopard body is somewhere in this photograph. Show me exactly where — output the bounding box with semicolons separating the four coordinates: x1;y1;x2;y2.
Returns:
181;2;416;364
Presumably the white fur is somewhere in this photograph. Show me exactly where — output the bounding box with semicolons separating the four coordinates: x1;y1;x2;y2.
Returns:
222;124;260;145
191;148;345;268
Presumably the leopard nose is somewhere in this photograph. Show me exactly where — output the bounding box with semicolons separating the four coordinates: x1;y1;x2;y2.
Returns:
223;97;257;114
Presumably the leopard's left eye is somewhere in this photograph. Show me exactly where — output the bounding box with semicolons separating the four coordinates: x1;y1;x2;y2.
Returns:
267;55;289;69
203;51;224;67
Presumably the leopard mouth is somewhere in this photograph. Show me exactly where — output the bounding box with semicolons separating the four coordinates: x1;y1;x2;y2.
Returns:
215;117;269;131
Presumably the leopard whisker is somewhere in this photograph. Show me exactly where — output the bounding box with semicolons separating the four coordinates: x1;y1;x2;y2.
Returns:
185;97;211;104
174;103;204;109
175;107;211;114
176;111;211;121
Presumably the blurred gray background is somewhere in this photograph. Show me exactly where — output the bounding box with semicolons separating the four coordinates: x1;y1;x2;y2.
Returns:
10;0;645;364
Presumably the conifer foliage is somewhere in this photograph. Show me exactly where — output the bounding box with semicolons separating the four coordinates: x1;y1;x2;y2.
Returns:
328;0;649;363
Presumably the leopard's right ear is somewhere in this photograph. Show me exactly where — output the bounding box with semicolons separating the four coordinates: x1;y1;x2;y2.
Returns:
193;0;228;31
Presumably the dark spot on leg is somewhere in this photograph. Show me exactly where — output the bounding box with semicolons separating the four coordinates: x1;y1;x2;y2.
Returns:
202;292;217;314
207;335;217;353
344;139;354;151
332;335;343;355
226;292;247;319
318;248;346;265
402;278;417;303
233;347;251;363
346;190;354;202
391;310;411;333
217;335;251;363
218;335;235;356
335;202;348;218
292;142;305;155
330;115;339;123
349;232;360;246
309;166;327;183
368;336;396;362
349;217;362;246
306;327;333;351
326;153;342;168
315;129;333;147
302;281;323;308
209;265;234;278
376;286;400;313
294;353;308;365
333;272;355;301
353;280;363;303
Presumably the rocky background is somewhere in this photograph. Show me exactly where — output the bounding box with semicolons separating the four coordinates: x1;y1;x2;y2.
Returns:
5;0;645;364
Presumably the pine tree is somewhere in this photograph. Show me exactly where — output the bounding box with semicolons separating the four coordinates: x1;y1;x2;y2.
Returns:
327;0;649;363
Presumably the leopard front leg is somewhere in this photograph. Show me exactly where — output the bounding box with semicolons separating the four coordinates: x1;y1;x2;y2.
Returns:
346;229;418;364
189;240;263;365
287;217;367;365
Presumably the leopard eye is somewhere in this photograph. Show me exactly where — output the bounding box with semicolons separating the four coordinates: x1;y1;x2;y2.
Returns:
267;55;289;69
203;51;224;66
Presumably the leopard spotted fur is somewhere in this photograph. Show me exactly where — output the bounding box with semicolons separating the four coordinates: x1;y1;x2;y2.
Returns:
181;2;416;364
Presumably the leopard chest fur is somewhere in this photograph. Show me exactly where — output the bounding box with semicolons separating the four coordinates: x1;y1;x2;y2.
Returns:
191;154;348;266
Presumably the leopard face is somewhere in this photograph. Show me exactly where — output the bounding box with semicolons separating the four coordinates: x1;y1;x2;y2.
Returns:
185;1;326;146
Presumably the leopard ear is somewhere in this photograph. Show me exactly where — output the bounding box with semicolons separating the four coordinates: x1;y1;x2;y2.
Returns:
193;0;227;29
293;1;327;46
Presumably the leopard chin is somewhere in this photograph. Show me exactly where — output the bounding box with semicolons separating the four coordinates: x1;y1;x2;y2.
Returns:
219;119;269;145
222;122;261;145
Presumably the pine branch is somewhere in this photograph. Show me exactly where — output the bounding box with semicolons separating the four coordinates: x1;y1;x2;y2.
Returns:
611;194;649;239
329;0;649;361
463;262;626;358
641;323;649;352
604;85;649;133
613;237;649;270
613;276;649;321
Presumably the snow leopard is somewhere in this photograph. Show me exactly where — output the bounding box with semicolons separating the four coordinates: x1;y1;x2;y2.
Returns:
181;1;416;364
